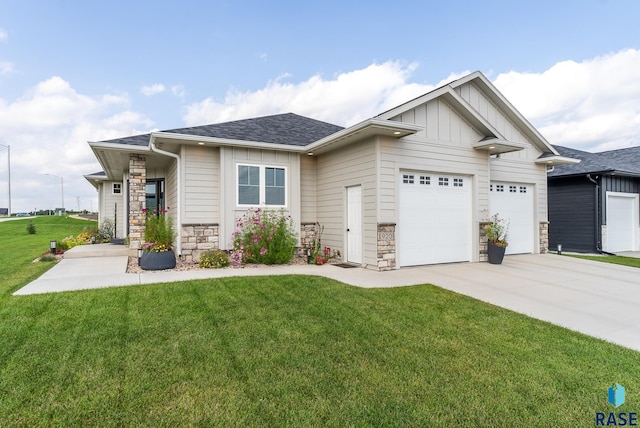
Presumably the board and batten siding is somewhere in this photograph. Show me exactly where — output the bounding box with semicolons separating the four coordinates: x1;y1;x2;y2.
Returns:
218;146;301;250
386;98;489;222
182;145;219;224
316;137;377;267
455;81;548;224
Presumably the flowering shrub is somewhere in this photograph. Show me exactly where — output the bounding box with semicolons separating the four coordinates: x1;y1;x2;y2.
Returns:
231;208;297;265
199;249;230;268
484;213;509;247
143;207;175;252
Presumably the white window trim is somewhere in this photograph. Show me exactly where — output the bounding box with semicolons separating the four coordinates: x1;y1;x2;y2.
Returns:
112;183;122;195
236;163;288;207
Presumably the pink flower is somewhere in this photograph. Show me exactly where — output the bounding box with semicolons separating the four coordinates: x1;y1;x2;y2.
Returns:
260;247;267;255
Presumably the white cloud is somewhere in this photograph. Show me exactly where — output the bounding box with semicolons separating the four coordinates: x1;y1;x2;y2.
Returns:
0;28;7;42
140;83;166;96
493;48;640;151
259;52;268;62
184;50;640;154
0;77;154;212
184;61;434;127
171;84;185;98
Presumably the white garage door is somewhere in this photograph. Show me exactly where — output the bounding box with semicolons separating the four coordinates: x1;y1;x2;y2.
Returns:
606;192;639;252
490;182;534;255
399;172;471;266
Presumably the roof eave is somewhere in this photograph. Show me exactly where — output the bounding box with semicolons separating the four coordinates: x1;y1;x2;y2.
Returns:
151;132;307;152
304;119;422;155
535;155;581;166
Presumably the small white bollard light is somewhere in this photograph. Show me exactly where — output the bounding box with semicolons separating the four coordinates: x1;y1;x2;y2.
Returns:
557;244;562;255
138;248;143;263
50;240;57;255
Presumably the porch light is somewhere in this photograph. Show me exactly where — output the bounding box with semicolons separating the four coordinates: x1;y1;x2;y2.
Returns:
50;240;56;255
198;142;205;145
393;131;402;135
307;152;313;156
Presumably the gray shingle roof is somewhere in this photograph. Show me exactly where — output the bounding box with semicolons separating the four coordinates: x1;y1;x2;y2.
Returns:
99;113;344;147
549;145;640;177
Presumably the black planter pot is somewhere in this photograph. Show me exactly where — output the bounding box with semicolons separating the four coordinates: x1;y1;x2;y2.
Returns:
140;249;177;270
487;242;506;265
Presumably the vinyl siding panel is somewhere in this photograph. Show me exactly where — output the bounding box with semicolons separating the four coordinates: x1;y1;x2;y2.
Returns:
183;145;219;224
219;147;300;250
456;81;548;223
548;177;597;252
101;181;125;238
316;138;377;267
300;154;316;222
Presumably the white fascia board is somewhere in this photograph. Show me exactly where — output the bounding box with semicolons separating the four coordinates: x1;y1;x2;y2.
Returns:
473;138;529;155
152;132;305;152
88;141;151;152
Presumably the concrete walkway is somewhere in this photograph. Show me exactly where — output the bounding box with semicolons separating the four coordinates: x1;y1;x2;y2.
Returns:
14;245;640;352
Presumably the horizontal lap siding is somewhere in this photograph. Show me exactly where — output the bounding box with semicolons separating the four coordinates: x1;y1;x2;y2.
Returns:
300;154;316;223
548;178;596;252
183;146;219;224
102;182;125;238
316;138;377;266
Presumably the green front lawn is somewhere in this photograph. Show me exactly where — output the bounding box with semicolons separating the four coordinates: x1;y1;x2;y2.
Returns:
564;253;640;268
1;218;638;426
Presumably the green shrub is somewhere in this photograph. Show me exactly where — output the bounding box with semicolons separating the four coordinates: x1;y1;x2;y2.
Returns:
198;249;230;269
56;240;70;251
231;208;297;265
39;254;57;262
26;221;36;235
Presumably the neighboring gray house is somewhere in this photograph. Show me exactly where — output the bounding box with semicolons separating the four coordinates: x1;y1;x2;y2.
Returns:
85;71;575;270
548;145;640;253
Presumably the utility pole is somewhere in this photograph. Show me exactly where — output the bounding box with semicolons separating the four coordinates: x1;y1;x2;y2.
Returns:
0;143;11;216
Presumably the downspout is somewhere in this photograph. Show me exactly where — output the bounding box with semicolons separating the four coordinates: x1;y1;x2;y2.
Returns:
586;174;614;255
150;136;182;257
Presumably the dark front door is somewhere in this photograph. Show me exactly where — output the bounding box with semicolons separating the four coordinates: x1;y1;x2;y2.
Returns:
146;179;165;214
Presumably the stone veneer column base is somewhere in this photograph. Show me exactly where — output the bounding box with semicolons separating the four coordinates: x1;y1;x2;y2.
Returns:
479;221;490;262
181;224;219;263
539;221;549;254
128;154;146;250
377;223;396;271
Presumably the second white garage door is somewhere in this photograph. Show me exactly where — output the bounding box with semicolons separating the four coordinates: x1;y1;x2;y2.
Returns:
490;182;534;255
399;172;472;266
606;192;639;252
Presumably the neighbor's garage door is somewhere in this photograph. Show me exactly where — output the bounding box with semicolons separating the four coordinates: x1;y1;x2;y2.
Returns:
490;182;534;255
399;172;471;266
606;192;639;252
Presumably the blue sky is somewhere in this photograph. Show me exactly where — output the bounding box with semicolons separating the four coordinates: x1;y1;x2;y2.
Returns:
0;0;639;212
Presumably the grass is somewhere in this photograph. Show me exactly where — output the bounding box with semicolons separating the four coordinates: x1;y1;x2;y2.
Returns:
1;218;639;426
563;253;640;268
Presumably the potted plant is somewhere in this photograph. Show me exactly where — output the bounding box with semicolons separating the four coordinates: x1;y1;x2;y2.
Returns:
139;207;176;270
484;213;509;264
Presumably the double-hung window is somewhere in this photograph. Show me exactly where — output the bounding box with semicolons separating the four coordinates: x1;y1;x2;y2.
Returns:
238;164;286;206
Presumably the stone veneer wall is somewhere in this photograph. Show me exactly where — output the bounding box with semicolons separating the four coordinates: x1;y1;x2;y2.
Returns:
539;221;549;254
128;154;146;250
479;221;490;262
298;222;319;257
377;223;396;271
181;224;220;263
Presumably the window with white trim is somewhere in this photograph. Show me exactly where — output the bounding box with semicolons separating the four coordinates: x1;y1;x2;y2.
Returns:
438;177;449;186
453;178;463;187
496;184;504;192
112;183;122;194
509;185;517;193
402;174;415;184
419;175;430;185
519;186;527;193
237;164;287;206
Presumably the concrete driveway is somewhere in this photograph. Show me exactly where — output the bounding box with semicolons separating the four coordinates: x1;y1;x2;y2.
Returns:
14;246;640;352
